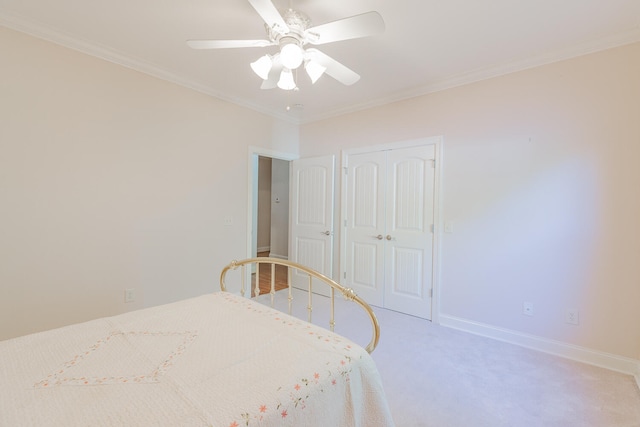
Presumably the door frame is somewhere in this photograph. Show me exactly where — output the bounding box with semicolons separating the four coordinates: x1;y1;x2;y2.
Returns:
340;136;444;323
247;146;298;261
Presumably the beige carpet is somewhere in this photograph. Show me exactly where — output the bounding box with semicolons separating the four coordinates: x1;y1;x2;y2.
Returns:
259;290;640;426
368;306;640;427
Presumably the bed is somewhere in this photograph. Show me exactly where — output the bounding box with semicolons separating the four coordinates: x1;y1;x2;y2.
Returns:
0;258;394;426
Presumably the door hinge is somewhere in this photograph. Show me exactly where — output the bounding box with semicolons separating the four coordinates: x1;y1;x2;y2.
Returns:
343;167;348;175
343;272;347;279
430;288;433;298
430;224;435;233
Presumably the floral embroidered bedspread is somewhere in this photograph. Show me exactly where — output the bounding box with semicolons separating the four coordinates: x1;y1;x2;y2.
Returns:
0;292;394;426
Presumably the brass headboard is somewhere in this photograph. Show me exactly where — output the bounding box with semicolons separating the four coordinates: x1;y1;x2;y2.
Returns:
219;257;380;353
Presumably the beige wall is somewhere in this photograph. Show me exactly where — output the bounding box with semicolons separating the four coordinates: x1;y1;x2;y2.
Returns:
269;158;290;259
257;157;272;252
300;43;640;360
0;27;298;340
2;23;639;364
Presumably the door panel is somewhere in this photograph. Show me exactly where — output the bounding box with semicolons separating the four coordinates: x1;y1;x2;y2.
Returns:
290;155;335;293
383;145;435;318
344;144;436;319
390;247;424;298
352;242;378;290
345;151;386;306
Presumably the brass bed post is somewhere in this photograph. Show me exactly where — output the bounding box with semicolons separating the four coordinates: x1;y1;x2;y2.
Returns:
307;274;313;323
329;287;336;332
270;263;276;306
287;265;293;315
241;265;246;297
254;262;261;297
219;257;381;353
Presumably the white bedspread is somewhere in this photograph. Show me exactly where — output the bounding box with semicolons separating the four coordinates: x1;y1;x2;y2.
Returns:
0;292;394;426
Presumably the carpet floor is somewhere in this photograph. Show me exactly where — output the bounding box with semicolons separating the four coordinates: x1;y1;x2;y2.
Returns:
258;289;640;427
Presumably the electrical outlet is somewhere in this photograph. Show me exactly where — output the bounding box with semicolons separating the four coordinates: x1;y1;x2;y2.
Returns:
124;288;136;303
223;216;233;226
523;302;534;316
565;309;579;325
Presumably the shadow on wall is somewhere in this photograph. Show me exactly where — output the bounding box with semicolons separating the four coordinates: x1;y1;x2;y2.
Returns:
443;141;601;341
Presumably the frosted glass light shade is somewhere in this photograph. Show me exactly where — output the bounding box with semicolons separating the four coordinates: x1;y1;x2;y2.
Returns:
280;43;304;70
250;55;272;80
304;60;326;84
277;68;297;90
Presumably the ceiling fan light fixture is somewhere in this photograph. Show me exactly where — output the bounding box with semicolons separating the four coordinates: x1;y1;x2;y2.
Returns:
304;59;326;84
280;41;304;70
277;68;297;90
250;54;273;80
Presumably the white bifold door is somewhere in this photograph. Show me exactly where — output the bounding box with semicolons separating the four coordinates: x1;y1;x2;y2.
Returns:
344;145;436;319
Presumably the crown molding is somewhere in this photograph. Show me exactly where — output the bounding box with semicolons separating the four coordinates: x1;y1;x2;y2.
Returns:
300;27;640;124
0;11;297;124
3;10;639;126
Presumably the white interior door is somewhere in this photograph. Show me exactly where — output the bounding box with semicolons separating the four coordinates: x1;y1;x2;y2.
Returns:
383;145;436;319
289;155;335;290
344;151;386;306
343;145;436;319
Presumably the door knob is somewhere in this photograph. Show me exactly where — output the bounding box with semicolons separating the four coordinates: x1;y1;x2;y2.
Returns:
386;235;393;241
322;230;331;235
374;234;383;240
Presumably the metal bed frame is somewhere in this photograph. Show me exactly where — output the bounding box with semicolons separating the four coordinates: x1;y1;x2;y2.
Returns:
219;257;380;353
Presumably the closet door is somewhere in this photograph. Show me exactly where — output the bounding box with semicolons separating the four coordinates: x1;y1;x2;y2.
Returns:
383;145;436;319
344;150;386;306
344;144;436;319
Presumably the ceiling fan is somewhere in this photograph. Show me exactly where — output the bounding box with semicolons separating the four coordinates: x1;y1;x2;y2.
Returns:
187;0;385;91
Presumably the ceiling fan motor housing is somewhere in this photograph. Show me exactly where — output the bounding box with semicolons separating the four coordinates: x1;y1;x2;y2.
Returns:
268;9;310;70
267;9;309;47
187;0;384;89
283;9;310;33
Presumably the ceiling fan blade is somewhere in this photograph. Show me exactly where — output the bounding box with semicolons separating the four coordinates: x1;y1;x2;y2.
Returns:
186;39;273;49
305;48;360;86
260;55;283;89
248;0;289;34
306;11;385;45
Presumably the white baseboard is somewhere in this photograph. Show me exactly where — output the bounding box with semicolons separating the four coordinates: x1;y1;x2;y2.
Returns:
257;246;270;253
439;314;640;380
267;253;288;260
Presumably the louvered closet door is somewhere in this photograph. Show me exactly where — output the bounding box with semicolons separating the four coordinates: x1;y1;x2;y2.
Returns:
344;145;436;319
383;145;435;319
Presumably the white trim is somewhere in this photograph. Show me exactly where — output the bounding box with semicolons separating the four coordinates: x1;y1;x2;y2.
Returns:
247;146;298;262
246;147;298;293
4;12;638;125
430;138;444;325
300;28;640;124
256;246;271;253
340;136;444;322
267;253;288;260
440;314;640;377
0;12;296;124
342;136;443;156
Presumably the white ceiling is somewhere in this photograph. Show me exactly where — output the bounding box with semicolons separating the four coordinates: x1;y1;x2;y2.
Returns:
1;0;639;123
